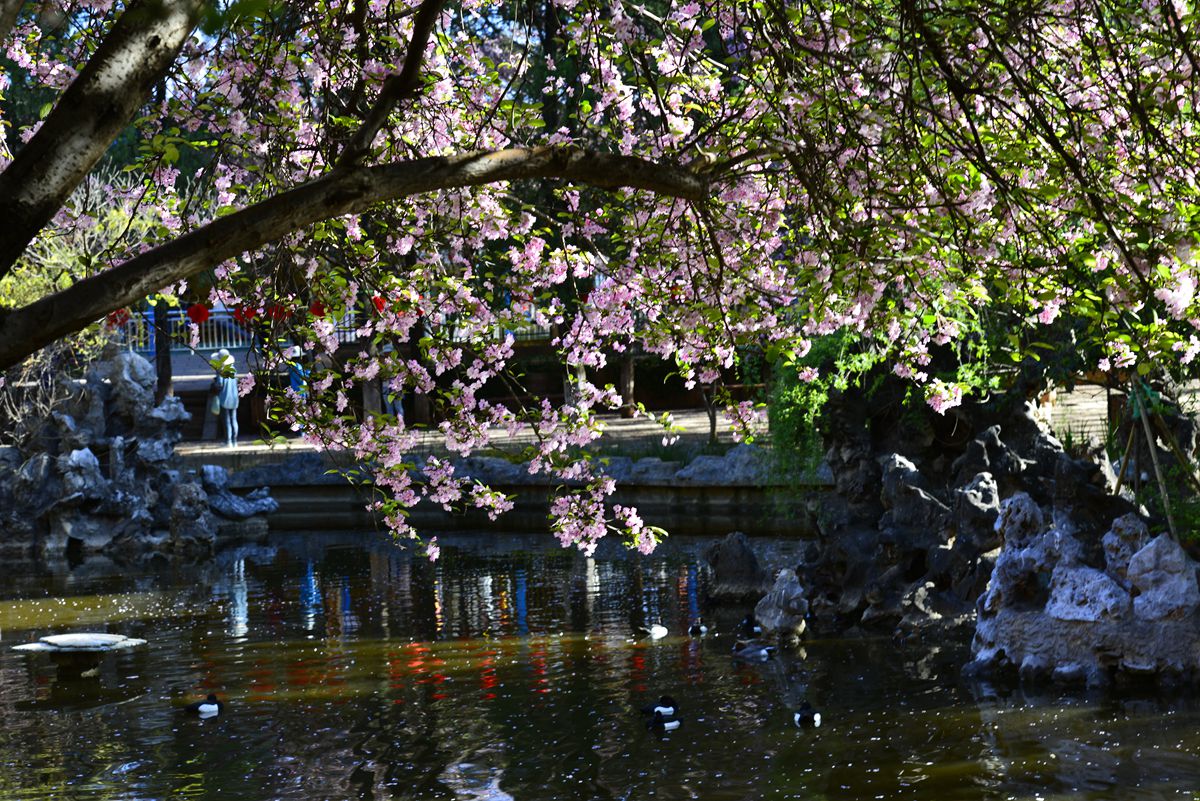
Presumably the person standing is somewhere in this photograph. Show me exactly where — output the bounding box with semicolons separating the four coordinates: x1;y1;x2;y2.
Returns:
211;348;240;447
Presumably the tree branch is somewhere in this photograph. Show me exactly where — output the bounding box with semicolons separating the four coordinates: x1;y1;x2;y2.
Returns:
0;0;24;45
0;0;205;281
0;147;709;370
334;0;446;168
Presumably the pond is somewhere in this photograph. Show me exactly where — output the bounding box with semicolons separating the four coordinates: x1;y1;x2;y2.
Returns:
2;532;1200;800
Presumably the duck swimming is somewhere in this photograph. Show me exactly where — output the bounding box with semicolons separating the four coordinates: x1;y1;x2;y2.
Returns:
648;710;681;732
731;640;775;662
793;701;821;729
688;619;708;636
640;695;678;717
185;693;224;718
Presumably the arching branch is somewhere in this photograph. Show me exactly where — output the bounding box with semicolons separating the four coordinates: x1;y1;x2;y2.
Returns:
0;146;710;370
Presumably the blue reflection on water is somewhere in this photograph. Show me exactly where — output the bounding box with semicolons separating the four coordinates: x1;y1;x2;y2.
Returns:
515;568;528;635
300;560;322;630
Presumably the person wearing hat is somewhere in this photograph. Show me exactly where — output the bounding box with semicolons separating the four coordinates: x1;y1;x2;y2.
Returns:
210;349;240;447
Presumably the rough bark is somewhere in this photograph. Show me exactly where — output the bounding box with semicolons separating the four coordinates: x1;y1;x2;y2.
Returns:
0;0;205;280
619;349;635;418
0;0;24;45
0;147;708;370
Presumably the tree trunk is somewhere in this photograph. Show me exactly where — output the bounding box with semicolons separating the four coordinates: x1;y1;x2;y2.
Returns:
619;349;635;419
565;362;587;406
702;385;718;446
0;0;205;279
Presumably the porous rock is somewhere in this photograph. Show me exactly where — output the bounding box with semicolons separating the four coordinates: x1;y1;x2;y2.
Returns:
970;495;1200;686
954;472;1001;550
1102;513;1150;587
1128;534;1200;621
754;569;808;640
0;350;276;563
1045;565;1131;622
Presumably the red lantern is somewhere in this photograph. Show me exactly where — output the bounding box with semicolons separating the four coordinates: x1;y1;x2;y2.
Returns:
372;295;386;314
267;303;289;321
105;308;131;328
309;301;327;317
232;305;257;324
186;303;210;324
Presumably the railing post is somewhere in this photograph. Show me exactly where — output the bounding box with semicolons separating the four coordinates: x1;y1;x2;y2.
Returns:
153;302;173;403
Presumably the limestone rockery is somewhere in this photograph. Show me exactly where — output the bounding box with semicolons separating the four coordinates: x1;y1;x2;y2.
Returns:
0;348;276;566
796;386;1139;638
969;495;1200;687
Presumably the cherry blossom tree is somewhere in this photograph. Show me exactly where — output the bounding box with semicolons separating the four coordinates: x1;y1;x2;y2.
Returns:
1;0;1198;554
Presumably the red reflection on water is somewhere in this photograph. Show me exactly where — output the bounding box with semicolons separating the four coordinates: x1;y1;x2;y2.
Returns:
247;659;276;700
286;657;318;687
480;657;499;692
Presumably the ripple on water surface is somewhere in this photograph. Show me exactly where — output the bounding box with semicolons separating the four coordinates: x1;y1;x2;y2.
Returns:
1;532;1200;800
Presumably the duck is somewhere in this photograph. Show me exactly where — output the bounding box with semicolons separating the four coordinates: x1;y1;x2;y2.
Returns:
793;701;821;729
739;614;763;636
640;695;678;717
648;710;681;732
731;639;775;662
634;623;668;640
688;618;708;636
185;693;224;718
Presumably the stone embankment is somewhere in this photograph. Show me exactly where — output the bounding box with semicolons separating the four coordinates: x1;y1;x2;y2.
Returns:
187;442;824;536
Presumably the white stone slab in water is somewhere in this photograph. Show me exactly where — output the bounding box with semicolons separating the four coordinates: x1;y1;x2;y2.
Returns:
11;633;147;653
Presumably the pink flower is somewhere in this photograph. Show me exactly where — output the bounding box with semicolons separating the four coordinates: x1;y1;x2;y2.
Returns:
926;380;964;415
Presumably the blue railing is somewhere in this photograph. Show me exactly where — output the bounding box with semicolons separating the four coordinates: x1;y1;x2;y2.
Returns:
119;309;359;354
119;307;548;356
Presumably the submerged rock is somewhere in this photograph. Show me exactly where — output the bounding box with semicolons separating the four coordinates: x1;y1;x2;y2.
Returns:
705;531;771;601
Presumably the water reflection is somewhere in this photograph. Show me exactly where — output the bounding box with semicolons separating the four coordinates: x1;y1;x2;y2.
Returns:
0;533;1198;799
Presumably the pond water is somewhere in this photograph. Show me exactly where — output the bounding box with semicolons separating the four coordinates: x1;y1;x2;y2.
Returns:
2;532;1200;800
